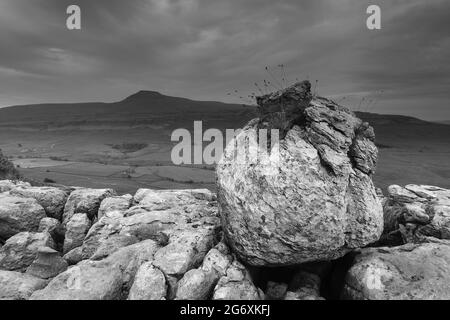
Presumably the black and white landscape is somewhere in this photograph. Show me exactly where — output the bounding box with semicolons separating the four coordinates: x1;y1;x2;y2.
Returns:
0;0;450;303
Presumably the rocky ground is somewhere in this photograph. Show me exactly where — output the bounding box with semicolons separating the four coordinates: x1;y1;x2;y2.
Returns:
0;181;449;300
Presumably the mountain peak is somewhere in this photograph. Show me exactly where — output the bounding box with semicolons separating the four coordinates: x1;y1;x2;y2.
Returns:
121;90;164;102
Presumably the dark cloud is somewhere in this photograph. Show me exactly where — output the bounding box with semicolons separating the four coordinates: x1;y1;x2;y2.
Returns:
0;0;449;120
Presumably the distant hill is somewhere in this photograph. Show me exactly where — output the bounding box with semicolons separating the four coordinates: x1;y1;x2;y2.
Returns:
0;91;256;130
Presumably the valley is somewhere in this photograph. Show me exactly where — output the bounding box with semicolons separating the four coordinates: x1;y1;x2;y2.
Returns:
0;91;449;194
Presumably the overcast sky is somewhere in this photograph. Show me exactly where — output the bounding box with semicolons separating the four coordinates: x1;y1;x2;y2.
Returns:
0;0;449;120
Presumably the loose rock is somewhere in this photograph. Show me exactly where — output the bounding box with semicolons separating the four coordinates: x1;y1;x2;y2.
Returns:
63;213;91;254
26;247;68;279
62;188;116;226
30;240;160;300
342;240;450;300
0;232;56;271
0;194;46;240
98;194;133;219
10;186;68;220
0;270;47;300
128;262;167;300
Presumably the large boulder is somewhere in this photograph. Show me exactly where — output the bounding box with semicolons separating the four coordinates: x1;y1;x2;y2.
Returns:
10;186;69;220
62;188;116;226
381;185;450;245
0;194;47;240
0;270;48;300
30;240;160;300
342;240;450;300
217;82;383;266
0;232;56;271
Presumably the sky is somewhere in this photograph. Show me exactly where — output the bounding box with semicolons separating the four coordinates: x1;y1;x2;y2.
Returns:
0;0;449;121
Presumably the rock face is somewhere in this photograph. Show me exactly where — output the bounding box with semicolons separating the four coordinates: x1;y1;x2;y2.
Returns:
29;188;223;301
63;213;91;254
10;186;68;220
0;270;48;300
381;185;450;245
0;232;56;271
30;240;160;300
0;194;46;240
217;82;383;266
342;240;450;300
62;188;116;226
2;174;449;301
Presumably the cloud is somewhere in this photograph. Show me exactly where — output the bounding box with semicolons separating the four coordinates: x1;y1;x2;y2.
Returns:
0;0;449;120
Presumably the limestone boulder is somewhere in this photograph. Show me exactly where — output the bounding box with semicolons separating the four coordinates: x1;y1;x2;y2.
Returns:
153;227;217;277
128;262;167;300
381;185;450;245
342;240;450;300
98;194;132;219
217;85;383;266
10;186;68;220
0;194;46;240
63;213;91;254
176;268;217;300
30;240;160;300
0;232;56;271
62;188;116;226
26;247;68;279
0;270;48;300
